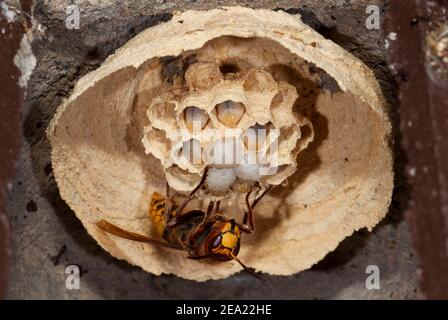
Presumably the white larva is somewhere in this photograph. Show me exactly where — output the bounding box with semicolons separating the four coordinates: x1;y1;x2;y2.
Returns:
206;167;237;192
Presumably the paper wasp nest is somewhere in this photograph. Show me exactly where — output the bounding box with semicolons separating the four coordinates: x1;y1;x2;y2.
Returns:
48;7;393;280
143;60;313;195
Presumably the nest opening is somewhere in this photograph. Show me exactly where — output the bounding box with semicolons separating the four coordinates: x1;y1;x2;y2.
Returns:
219;62;241;75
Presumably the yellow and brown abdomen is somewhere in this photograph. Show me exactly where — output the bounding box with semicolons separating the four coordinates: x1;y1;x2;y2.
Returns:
149;192;169;237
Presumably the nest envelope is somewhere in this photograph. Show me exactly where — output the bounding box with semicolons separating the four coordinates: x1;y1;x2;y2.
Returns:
48;7;393;280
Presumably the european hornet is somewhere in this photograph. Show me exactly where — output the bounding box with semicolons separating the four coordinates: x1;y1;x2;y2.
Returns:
96;167;271;279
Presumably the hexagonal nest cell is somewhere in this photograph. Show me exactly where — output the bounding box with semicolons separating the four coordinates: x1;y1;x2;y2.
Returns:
48;7;393;280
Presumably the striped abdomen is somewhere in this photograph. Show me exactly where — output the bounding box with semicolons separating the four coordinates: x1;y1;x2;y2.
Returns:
149;192;169;237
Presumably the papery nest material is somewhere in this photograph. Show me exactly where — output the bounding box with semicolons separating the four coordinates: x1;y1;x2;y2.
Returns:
143;60;314;195
48;7;393;281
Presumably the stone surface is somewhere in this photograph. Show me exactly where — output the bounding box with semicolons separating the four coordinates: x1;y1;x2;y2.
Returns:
5;0;421;299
